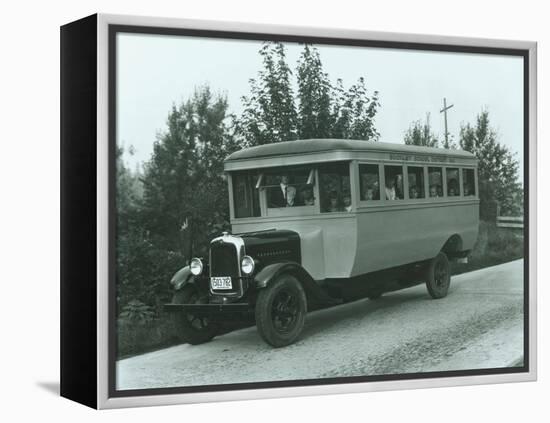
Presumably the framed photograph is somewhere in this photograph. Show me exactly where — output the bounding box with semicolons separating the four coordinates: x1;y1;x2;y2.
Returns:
60;13;537;409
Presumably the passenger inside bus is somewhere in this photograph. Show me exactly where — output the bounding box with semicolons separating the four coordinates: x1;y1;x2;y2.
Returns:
384;177;396;200
268;175;297;207
385;176;403;199
447;169;459;196
447;179;459;196
428;167;443;198
364;187;376;200
299;186;315;206
326;190;341;212
342;193;352;212
384;166;404;200
359;164;380;201
320;162;351;212
408;166;425;198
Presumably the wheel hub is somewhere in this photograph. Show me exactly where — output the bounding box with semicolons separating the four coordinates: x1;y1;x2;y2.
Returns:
272;290;298;333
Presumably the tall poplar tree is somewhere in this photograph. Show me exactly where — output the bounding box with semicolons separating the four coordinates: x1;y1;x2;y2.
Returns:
238;42;380;146
296;45;333;138
238;43;298;145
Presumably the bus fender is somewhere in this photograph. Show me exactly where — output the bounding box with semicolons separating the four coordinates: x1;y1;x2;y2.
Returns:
255;262;334;304
170;265;196;291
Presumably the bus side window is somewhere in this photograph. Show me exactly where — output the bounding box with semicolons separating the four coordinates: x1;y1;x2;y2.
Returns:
233;171;261;218
359;164;380;201
463;168;476;196
407;166;425;199
384;165;404;200
428;167;443;197
319;162;351;212
446;168;460;196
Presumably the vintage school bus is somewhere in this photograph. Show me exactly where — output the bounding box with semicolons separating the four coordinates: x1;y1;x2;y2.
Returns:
167;139;479;347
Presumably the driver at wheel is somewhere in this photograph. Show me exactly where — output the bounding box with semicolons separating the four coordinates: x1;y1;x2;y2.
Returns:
270;175;296;207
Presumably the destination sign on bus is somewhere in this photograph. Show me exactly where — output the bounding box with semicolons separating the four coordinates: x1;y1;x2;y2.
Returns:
389;153;456;163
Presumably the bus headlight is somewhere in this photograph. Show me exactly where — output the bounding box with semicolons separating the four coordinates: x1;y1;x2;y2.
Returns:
241;255;255;275
189;258;203;276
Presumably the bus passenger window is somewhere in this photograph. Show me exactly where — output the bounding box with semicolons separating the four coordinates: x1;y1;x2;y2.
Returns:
384;165;404;200
446;168;460;196
319;162;351;212
428;167;443;197
463;168;476;196
407;167;425;199
359;164;380;201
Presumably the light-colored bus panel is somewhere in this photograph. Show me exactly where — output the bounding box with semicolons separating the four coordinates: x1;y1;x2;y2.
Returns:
352;202;479;275
233;215;357;280
233;198;478;281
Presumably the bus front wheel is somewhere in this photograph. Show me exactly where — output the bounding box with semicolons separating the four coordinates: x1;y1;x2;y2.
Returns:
426;252;451;299
255;274;307;347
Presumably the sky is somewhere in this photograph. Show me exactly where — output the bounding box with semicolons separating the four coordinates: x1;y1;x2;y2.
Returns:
116;32;524;178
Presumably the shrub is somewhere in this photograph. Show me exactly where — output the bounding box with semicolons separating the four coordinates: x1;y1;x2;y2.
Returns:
452;220;524;275
117;313;179;358
119;300;155;325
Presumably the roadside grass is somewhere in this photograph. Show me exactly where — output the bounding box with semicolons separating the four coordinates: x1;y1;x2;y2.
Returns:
117;315;250;359
117;315;180;359
452;220;524;276
117;220;524;359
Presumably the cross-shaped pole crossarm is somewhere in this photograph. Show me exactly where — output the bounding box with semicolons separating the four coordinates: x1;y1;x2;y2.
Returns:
440;103;454;113
440;97;454;148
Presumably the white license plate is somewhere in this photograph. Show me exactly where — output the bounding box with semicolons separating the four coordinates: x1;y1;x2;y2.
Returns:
211;276;232;290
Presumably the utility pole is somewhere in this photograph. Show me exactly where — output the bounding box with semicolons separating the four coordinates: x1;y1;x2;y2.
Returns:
440;97;454;149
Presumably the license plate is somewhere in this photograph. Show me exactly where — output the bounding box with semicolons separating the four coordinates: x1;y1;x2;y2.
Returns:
211;276;232;290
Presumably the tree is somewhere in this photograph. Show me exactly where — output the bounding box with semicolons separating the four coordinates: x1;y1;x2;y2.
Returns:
296;45;333;139
141;85;235;260
116;146;142;233
237;42;380;145
116;85;237;313
330;77;380;140
459;110;522;217
238;43;298;145
115;146;171;311
404;113;439;147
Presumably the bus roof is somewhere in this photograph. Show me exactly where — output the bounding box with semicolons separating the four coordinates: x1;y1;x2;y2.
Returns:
225;139;477;171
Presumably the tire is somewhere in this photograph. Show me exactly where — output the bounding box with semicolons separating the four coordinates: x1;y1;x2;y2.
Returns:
171;285;219;345
255;274;307;348
426;252;451;299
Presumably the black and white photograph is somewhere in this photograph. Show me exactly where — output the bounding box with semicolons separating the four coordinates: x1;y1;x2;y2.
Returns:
110;24;529;395
4;0;549;418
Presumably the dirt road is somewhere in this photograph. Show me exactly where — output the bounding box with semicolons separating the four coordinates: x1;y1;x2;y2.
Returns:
116;259;524;390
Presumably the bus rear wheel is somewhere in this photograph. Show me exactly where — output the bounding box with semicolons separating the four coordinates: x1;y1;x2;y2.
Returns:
426;252;451;299
255;274;307;347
